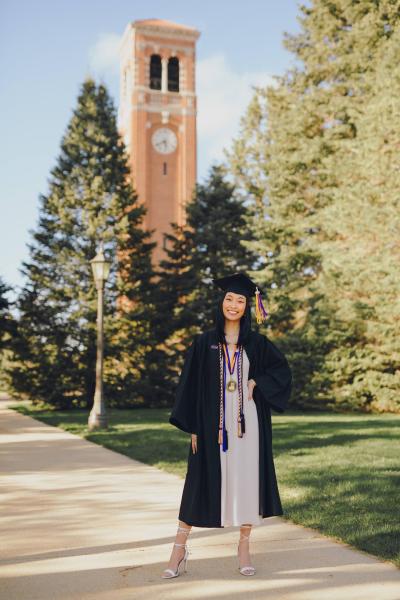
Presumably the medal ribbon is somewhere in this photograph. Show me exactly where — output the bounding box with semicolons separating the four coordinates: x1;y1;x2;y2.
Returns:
223;343;239;375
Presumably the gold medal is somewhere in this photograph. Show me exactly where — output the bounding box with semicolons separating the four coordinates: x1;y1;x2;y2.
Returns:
223;342;238;393
227;379;237;392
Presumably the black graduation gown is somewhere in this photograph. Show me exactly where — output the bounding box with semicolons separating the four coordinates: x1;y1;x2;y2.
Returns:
168;328;292;528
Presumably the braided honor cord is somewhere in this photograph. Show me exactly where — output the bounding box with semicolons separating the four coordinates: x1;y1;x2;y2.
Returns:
218;342;228;451
237;346;245;437
219;342;246;449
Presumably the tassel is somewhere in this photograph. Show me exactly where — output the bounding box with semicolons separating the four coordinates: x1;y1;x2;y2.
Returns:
238;413;245;436
255;286;268;324
237;413;246;437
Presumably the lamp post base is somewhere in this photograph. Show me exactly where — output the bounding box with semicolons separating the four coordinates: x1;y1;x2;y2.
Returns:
88;410;108;431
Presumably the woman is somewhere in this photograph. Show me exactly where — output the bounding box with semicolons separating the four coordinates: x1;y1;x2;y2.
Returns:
162;272;292;578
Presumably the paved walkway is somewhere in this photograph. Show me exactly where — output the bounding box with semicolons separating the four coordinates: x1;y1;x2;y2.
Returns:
0;398;399;600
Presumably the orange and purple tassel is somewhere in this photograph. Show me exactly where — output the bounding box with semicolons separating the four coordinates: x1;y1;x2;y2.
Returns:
255;286;268;324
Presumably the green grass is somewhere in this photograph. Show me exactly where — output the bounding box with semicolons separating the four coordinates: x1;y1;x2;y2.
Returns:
11;402;400;568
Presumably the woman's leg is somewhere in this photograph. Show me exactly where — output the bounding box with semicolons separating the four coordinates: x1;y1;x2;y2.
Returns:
162;520;192;575
238;523;253;567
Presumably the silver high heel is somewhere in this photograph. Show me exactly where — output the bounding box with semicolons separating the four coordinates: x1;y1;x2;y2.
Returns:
237;526;256;576
162;525;191;579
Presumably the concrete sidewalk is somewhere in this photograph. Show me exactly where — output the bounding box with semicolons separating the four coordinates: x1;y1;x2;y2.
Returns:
0;398;399;600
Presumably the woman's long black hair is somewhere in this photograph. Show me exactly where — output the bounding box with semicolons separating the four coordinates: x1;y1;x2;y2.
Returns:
214;293;253;347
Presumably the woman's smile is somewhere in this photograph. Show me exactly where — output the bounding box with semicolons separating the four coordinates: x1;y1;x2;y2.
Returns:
223;291;246;320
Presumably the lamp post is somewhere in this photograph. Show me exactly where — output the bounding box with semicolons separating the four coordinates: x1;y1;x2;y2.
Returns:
88;244;111;431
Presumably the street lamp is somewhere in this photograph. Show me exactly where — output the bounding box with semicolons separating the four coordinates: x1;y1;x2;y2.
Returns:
88;244;111;431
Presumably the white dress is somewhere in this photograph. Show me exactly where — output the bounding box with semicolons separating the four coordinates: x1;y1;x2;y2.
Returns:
220;348;263;527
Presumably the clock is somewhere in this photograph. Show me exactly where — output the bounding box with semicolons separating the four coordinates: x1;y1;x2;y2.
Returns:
151;127;178;154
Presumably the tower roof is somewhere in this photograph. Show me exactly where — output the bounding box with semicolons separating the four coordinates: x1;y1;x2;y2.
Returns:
132;18;200;38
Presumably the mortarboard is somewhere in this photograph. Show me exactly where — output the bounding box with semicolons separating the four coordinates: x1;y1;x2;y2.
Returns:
213;272;268;324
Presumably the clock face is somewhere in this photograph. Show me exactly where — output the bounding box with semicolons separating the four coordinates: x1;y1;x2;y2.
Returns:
151;127;178;154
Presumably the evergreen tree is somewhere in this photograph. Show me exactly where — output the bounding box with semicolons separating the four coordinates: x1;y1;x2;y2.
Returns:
319;20;400;412
0;278;15;389
227;1;400;412
152;221;195;362
0;278;13;352
155;164;258;381
9;79;156;408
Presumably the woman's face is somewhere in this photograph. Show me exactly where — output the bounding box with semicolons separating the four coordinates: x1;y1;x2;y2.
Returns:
222;291;247;322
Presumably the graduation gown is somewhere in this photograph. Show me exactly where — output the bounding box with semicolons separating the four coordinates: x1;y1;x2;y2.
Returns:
169;328;292;528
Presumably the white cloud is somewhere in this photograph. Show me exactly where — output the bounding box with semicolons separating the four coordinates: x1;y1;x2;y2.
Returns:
88;33;121;75
196;54;274;167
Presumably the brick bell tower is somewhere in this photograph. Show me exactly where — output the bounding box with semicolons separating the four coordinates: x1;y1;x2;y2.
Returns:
118;18;200;263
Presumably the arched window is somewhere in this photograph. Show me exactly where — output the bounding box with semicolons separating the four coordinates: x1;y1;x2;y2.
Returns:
149;54;162;90
168;57;179;92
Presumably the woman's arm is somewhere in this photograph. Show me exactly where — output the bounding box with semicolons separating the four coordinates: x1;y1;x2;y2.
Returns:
169;335;200;434
253;335;292;413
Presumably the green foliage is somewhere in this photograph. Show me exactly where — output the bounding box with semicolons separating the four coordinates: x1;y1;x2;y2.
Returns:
0;277;15;389
154;164;259;374
227;0;400;412
0;277;13;352
8;79;157;409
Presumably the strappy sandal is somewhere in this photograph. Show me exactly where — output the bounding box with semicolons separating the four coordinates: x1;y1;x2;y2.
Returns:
162;525;191;579
238;526;256;576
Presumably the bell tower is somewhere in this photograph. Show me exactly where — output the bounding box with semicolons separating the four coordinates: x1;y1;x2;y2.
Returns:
119;19;200;263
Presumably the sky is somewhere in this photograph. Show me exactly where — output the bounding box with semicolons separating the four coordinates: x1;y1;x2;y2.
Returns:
0;0;302;294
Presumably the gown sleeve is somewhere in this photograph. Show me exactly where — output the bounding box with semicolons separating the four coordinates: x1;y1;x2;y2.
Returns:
253;335;292;413
168;334;200;434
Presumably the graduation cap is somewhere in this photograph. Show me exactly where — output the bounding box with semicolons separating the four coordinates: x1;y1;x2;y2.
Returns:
213;272;269;324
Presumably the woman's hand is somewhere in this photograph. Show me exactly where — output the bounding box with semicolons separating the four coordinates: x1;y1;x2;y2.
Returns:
191;433;197;453
248;379;256;400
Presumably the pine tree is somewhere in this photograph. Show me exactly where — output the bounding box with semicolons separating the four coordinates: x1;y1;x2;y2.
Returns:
227;1;400;412
318;19;400;412
0;278;13;353
9;79;156;408
155;164;258;382
0;278;15;389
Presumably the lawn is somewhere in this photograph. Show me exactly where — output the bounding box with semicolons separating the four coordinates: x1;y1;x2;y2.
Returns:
11;403;400;568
